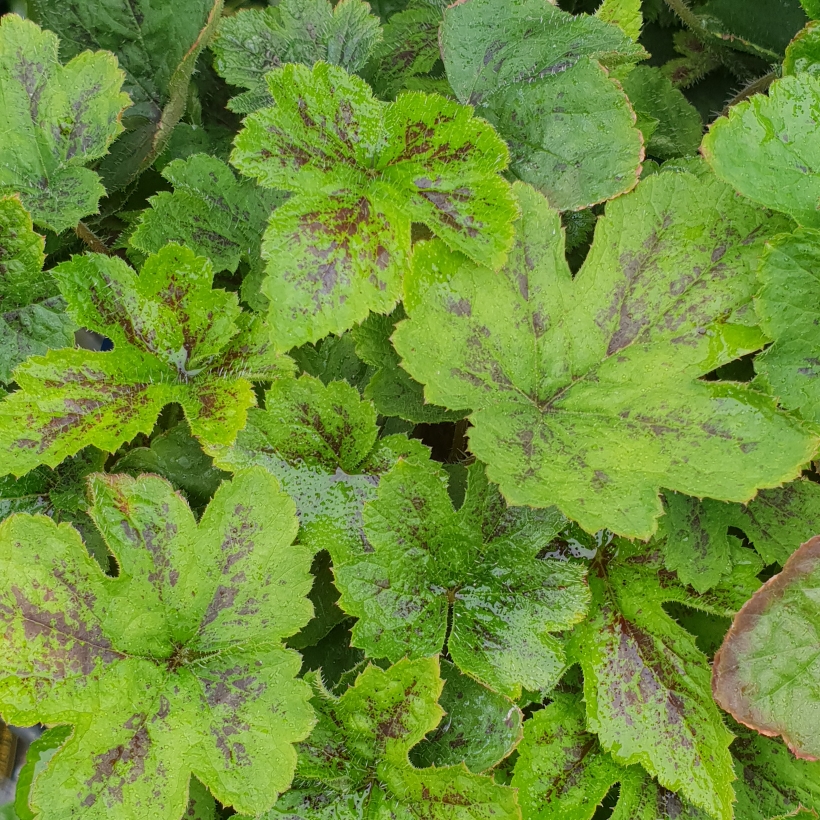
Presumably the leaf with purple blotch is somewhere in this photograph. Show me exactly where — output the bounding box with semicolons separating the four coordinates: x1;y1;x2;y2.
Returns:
0;244;294;477
0;468;315;818
0;16;130;232
231;61;517;350
567;545;738;820
393;177;815;538
335;459;587;697
236;657;520;820
205;373;429;565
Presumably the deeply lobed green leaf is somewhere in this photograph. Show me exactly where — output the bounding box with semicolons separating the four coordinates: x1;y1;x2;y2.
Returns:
0;468;315;817
394;177;815;537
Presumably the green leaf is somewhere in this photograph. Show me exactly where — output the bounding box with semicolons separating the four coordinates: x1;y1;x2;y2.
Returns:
621;66;703;160
723;479;820;565
336;459;587;697
755;228;820;424
440;0;646;212
30;0;224;190
287;550;347;651
0;15;130;232
0;196;75;383
393;178;815;538
185;779;218;820
512;693;636;820
14;726;72;820
256;658;519;820
0;468;314;817
353;305;467;423
0;245;294;476
130;154;286;274
802;0;820;19
409;659;522;773
211;0;382;113
597;0;643;41
206;374;428;565
713;534;820;761
290;332;372;391
569;549;736;820
731;721;820;817
612;770;714;819
0;447;109;565
702;74;820;228
784;21;820;75
231;61;517;349
659;492;738;593
111;421;229;508
361;2;443;100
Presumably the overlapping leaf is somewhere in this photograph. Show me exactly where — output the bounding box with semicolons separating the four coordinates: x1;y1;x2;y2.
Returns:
111;421;228;509
659;480;820;584
703;73;820;227
511;693;713;820
440;0;646;211
0;16;130;232
784;20;820;75
353;305;466;423
754;228;820;425
205;374;428;564
409;660;522;774
621;66;703;160
0;197;75;383
713;534;820;761
130;155;286;274
336;459;588;697
239;658;519;820
0;244;294;476
393;177;815;538
29;0;224;189
361;1;443;100
568;547;738;820
212;0;382;113
231;61;517;349
0;468;315;817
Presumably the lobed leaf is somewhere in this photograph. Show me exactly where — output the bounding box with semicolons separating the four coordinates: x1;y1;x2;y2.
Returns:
231;61;517;349
394;177;815;537
0;15;130;232
211;0;382;113
703;74;820;228
30;0;224;190
251;657;520;820
440;0;646;211
130;154;286;274
206;374;429;564
570;549;737;820
336;459;588;697
713;534;820;761
0;468;315;817
0;245;293;476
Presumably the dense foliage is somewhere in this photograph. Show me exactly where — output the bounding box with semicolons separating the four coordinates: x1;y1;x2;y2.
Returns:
2;0;820;818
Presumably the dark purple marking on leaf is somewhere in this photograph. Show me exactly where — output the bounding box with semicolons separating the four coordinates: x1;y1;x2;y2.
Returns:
83;720;152;806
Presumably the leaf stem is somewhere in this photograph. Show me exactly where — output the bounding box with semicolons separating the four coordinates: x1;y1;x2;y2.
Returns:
662;0;757;79
75;221;112;255
718;68;780;119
